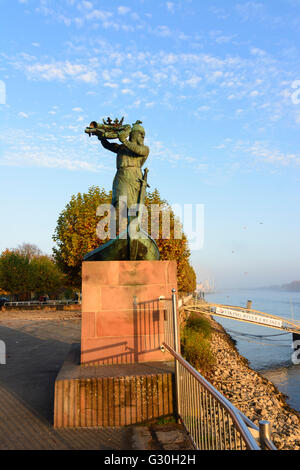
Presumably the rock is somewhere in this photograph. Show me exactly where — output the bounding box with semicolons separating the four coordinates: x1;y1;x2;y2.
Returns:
260;409;269;418
131;427;153;450
206;318;300;450
155;430;187;446
291;415;300;425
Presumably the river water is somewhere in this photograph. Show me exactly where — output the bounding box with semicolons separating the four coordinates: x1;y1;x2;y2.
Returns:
205;289;300;412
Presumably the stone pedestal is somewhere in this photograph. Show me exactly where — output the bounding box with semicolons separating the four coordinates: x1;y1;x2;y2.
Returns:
54;344;175;428
81;260;177;365
54;260;178;428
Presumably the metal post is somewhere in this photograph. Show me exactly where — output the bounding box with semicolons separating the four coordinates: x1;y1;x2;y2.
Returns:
259;420;271;450
172;289;179;353
172;289;181;417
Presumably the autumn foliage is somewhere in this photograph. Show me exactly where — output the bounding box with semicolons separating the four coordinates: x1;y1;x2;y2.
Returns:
144;189;196;293
53;187;112;288
0;244;65;300
53;186;196;292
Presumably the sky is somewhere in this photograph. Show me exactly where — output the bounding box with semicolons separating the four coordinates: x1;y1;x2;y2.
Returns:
0;0;300;289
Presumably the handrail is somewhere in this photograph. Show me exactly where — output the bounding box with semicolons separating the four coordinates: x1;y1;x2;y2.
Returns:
262;437;277;451
162;292;278;450
162;342;260;450
3;300;80;306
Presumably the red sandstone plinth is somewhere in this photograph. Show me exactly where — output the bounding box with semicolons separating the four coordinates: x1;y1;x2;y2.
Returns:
81;260;177;365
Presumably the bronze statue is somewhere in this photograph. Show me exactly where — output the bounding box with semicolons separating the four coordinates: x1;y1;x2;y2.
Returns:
83;118;159;261
99;120;149;225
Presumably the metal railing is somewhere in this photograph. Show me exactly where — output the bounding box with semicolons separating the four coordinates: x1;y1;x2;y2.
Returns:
3;300;80;307
161;289;277;451
162;295;176;350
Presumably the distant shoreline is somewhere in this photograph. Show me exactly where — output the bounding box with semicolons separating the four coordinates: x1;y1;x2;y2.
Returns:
254;283;300;292
205;284;300;293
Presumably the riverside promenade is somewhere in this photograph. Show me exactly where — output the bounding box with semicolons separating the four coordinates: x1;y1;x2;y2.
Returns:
0;309;192;450
2;306;299;450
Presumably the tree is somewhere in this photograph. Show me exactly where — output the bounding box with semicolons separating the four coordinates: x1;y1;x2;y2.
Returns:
179;262;197;293
144;189;196;292
30;256;66;297
53;186;196;292
0;248;66;300
53;186;112;288
0;250;33;300
15;243;42;260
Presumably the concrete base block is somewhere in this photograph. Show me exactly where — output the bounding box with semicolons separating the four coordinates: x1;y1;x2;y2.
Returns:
81;260;177;365
54;344;175;428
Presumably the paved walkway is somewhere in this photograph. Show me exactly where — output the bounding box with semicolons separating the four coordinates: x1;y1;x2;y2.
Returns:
0;313;192;450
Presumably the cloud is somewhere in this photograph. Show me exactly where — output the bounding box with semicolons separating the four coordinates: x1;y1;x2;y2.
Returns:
214;144;226;149
121;88;134;95
236;2;265;22
155;25;172;37
166;2;175;13
104;82;118;88
5;33;299;130
35;1;112;26
80;1;92;9
185;76;202;87
250;47;267;57
79;71;97;83
1;151;104;171
209;30;236;45
85;9;112;21
234;140;300;166
18;112;29;118
0;127;112;172
17;60;98;83
117;6;131;15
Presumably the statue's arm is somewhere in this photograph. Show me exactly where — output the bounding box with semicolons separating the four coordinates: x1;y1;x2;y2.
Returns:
119;136;149;157
98;137;120;154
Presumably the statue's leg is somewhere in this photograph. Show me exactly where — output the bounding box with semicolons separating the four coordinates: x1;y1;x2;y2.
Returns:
127;168;143;207
112;170;130;235
112;168;143;236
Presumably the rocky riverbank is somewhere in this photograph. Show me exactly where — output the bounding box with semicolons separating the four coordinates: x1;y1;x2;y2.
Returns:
207;317;300;450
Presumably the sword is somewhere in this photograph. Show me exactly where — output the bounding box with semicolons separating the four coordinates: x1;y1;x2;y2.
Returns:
127;168;150;260
137;168;150;222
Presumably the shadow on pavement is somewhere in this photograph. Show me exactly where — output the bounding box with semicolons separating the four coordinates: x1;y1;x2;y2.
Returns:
0;319;133;450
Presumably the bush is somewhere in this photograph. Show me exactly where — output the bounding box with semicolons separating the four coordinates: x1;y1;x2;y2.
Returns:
181;314;215;373
0;248;65;300
185;314;211;338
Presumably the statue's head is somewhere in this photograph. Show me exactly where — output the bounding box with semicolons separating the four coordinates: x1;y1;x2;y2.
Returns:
130;120;145;145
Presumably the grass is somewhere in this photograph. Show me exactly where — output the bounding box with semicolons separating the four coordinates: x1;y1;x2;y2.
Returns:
154;416;177;425
180;313;215;374
184;314;212;338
